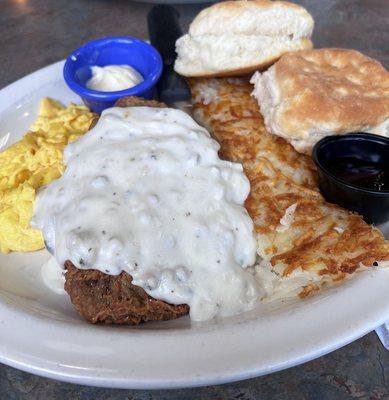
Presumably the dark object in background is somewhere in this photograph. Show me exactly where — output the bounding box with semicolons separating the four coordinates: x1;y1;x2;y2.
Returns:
313;133;389;224
148;5;190;105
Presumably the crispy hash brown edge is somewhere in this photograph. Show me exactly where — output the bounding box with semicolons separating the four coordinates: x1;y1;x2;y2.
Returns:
188;77;389;297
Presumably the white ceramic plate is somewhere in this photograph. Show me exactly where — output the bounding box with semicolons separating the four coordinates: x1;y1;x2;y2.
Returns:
0;61;388;389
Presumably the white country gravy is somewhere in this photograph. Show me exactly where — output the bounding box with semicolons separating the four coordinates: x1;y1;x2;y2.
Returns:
31;107;260;321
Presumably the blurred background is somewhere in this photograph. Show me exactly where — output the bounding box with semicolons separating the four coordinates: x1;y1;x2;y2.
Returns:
1;0;388;90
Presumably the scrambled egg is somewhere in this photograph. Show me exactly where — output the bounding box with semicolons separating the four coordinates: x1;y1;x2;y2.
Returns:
0;98;95;253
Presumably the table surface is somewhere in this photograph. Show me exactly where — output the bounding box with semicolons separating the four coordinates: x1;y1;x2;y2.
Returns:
0;0;388;398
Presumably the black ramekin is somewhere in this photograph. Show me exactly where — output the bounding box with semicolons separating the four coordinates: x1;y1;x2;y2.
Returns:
312;133;389;225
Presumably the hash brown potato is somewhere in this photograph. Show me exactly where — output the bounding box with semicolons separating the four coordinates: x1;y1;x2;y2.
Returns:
189;77;389;299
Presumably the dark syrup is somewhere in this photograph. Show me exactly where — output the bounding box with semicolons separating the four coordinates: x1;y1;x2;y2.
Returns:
329;156;388;191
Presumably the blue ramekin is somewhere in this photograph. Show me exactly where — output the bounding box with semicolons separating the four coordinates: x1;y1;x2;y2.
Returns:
63;36;162;113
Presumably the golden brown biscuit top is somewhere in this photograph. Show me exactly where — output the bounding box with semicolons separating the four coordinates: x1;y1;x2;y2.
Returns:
200;0;303;11
189;0;314;37
274;48;389;138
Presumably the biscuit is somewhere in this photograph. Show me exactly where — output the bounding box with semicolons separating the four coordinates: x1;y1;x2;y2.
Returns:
251;48;389;154
174;0;314;77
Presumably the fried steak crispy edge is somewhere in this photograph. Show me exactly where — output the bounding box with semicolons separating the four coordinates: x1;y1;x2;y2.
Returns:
64;96;189;325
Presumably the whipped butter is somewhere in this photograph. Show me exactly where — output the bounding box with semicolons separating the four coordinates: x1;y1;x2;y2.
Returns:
86;65;143;92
